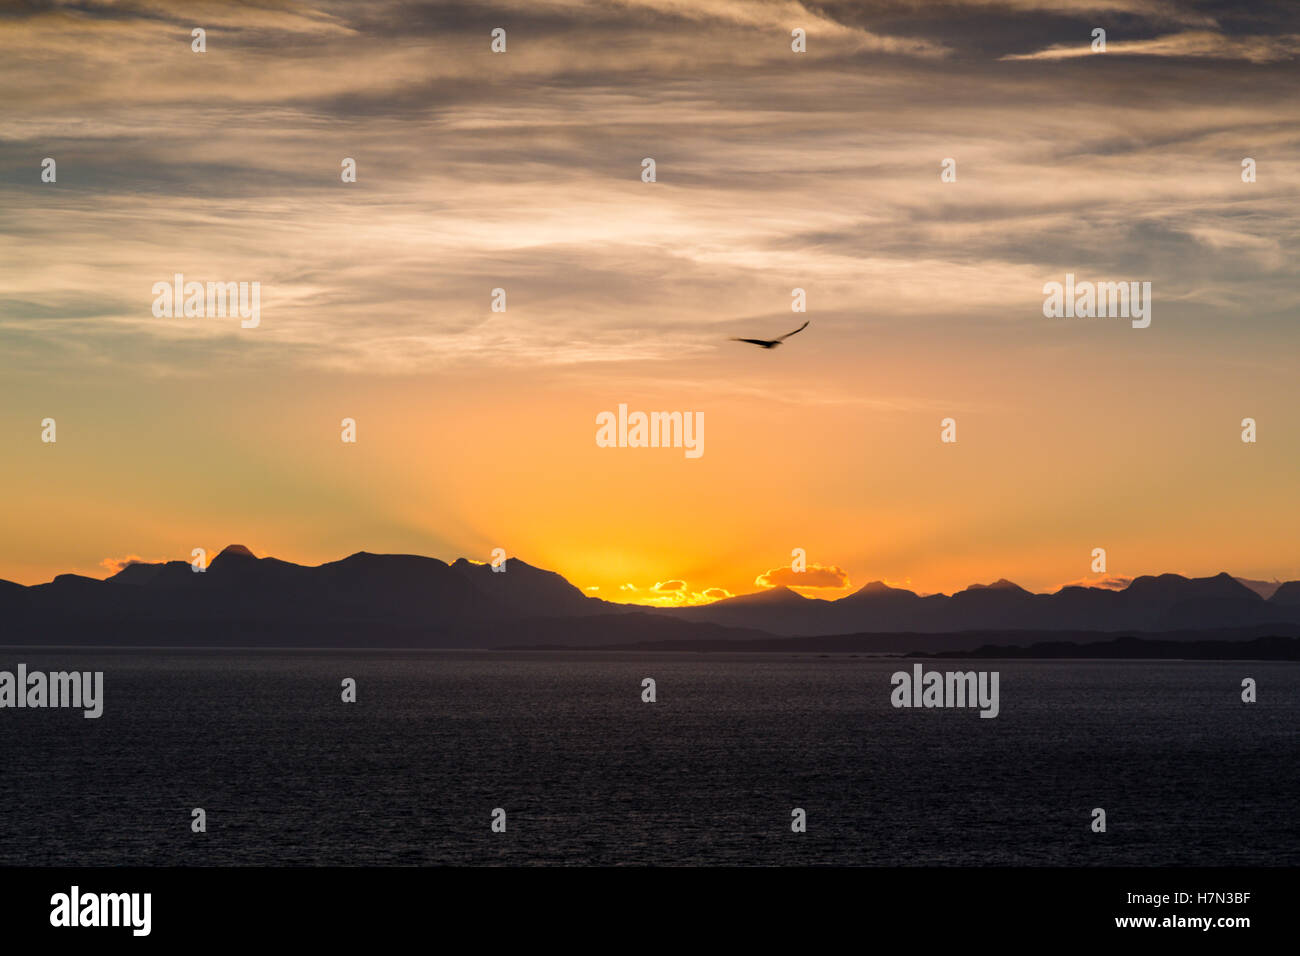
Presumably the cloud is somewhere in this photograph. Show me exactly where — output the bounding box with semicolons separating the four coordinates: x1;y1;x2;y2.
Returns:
1003;31;1300;63
98;554;166;574
616;579;732;605
931;0;1219;28
652;579;686;592
1060;574;1134;591
502;0;952;57
757;564;851;589
2;0;1298;383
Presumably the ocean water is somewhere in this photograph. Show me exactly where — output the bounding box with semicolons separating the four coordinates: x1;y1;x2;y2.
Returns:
0;650;1295;866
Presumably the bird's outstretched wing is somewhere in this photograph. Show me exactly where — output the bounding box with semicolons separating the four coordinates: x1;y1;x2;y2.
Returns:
777;320;810;341
730;337;774;346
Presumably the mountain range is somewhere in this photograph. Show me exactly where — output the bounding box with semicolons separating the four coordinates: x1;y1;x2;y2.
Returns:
670;574;1300;636
2;544;1299;649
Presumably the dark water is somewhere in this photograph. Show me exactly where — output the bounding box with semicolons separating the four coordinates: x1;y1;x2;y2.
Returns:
0;650;1295;866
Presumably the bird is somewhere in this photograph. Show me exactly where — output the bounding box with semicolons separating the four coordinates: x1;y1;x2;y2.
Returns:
730;320;809;349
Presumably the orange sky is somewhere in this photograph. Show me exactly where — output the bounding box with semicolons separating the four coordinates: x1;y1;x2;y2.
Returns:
1;1;1297;599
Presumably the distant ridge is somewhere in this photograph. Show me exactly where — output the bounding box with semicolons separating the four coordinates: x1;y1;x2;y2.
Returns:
558;624;1300;655
666;570;1299;636
909;634;1300;661
1;546;1299;649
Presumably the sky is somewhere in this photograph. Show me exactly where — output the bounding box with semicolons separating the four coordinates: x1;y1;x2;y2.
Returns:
1;0;1297;603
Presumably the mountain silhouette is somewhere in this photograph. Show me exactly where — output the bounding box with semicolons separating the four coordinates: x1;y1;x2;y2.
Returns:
1;547;1298;648
667;570;1296;636
0;547;638;647
1269;581;1300;606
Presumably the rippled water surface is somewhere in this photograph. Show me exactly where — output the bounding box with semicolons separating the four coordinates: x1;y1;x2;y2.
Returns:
0;650;1295;865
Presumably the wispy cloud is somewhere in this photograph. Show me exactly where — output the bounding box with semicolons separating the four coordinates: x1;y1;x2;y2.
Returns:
1003;30;1300;62
3;0;1297;378
1060;574;1134;591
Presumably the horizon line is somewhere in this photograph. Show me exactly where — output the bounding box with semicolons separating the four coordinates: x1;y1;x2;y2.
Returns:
6;543;1290;605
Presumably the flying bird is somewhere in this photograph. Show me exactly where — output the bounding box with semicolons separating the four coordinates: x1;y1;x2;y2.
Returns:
730;320;809;349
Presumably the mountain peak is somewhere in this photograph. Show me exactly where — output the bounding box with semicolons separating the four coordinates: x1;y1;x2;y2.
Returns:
1271;582;1300;606
451;556;538;573
964;578;1027;593
1125;571;1261;602
843;580;921;600
216;544;256;560
857;580;896;593
717;585;811;606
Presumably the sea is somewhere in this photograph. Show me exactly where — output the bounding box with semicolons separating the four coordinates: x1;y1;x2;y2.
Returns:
0;650;1295;866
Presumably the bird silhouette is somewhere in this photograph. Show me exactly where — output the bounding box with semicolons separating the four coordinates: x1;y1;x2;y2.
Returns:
730;320;809;349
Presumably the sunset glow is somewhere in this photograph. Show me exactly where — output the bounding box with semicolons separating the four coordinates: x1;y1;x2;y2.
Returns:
2;1;1297;600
